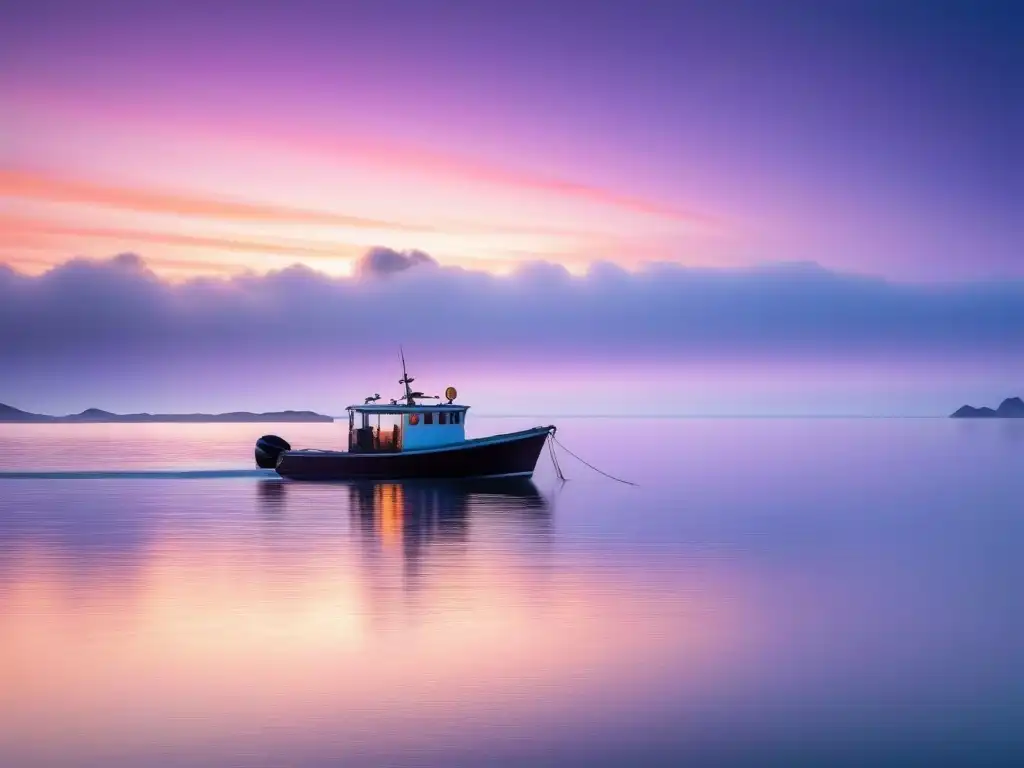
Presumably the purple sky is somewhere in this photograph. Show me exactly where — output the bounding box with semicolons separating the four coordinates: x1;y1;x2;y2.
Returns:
0;1;1020;413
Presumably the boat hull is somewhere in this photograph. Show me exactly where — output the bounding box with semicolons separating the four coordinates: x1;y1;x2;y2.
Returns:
274;426;554;481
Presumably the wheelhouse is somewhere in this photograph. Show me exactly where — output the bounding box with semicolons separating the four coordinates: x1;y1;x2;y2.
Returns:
346;404;470;454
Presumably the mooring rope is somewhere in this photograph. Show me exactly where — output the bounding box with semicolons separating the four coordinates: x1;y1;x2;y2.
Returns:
548;433;638;487
547;435;567;482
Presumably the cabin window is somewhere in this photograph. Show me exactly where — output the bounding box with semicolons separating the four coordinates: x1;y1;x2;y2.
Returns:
424;412;434;425
451;412;460;424
438;412;447;425
408;413;420;426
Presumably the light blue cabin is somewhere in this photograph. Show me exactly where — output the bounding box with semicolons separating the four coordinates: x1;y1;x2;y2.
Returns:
345;404;470;454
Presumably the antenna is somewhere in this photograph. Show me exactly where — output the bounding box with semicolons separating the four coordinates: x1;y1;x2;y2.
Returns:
399;345;415;406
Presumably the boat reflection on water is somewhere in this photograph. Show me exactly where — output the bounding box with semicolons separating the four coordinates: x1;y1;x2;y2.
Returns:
256;474;286;513
350;477;548;533
259;476;551;547
257;476;552;598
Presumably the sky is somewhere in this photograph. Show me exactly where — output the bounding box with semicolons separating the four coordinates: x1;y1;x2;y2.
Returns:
0;0;1021;414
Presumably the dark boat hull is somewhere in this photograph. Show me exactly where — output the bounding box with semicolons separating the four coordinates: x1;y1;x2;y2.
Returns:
274;426;554;481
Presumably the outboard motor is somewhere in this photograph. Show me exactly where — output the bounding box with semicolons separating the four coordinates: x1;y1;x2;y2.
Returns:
255;434;291;469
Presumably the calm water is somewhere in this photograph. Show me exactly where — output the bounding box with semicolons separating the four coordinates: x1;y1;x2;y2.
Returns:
1;417;1022;767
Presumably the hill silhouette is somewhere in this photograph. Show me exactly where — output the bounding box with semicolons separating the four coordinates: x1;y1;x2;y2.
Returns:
950;396;1024;419
0;403;52;422
0;403;333;423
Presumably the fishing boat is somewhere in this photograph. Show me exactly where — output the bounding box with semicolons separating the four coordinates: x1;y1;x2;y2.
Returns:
254;352;555;481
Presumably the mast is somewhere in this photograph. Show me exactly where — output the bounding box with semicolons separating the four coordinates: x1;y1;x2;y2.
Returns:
399;346;415;406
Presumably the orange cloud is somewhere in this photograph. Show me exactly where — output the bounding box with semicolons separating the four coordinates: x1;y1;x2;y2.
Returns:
0;167;613;242
0;168;433;232
6;89;719;229
0;214;359;262
398;151;712;224
264;132;719;227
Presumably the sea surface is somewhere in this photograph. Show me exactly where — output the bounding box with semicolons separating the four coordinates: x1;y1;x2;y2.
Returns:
0;417;1022;767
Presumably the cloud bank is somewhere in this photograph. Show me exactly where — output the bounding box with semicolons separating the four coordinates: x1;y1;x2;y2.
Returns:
2;250;1022;372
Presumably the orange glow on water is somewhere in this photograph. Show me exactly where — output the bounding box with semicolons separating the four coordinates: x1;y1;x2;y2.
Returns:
376;483;405;548
0;480;747;763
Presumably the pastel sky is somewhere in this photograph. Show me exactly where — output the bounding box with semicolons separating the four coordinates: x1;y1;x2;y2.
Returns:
2;0;1019;280
0;0;1021;414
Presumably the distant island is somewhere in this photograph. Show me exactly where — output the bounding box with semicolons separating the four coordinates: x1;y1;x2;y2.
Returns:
0;403;334;423
950;396;1024;419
